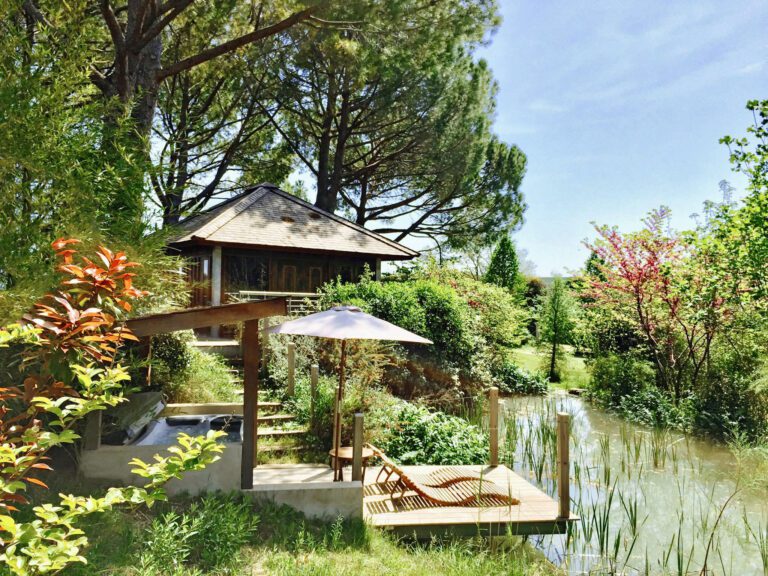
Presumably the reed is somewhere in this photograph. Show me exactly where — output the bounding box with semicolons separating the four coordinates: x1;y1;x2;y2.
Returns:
498;394;765;575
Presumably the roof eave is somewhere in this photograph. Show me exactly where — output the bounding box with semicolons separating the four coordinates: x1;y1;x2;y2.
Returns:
167;237;419;260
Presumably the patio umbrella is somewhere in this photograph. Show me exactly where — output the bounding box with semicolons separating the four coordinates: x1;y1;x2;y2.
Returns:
268;305;432;480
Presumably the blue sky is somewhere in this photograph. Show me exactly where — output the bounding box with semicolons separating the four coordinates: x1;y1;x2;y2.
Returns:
477;0;768;275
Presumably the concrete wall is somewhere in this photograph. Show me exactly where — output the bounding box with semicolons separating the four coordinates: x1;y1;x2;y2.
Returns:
81;444;364;519
246;481;364;520
80;442;242;496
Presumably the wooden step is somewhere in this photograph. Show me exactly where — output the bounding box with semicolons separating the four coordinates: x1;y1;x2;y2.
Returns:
257;414;295;424
257;428;307;438
258;444;310;453
256;401;282;410
161;401;282;416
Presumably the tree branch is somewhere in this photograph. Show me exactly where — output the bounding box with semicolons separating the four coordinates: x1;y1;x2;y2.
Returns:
156;4;321;81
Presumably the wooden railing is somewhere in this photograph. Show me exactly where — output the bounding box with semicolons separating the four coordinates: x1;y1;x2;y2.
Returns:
227;290;320;315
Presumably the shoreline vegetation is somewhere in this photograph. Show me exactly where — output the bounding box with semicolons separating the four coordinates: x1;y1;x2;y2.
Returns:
1;0;766;567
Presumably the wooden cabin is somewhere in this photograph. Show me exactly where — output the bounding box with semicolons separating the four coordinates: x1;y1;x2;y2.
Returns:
168;183;418;331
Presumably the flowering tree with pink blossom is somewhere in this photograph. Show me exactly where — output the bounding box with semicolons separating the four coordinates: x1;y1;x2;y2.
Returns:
584;208;733;402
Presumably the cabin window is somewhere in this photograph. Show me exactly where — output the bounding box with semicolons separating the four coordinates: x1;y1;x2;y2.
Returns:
309;267;323;292
185;254;211;307
334;264;354;283
282;265;297;292
224;254;269;292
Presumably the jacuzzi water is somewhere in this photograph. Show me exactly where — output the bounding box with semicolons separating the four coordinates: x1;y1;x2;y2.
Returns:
133;414;243;445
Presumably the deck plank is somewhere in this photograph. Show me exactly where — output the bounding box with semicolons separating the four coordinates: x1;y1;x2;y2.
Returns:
250;464;576;536
363;465;577;535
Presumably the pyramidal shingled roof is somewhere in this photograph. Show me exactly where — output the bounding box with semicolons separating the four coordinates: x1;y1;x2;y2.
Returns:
168;184;419;260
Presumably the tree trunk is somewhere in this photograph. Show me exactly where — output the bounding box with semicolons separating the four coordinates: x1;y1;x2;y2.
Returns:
315;73;337;212
549;340;557;382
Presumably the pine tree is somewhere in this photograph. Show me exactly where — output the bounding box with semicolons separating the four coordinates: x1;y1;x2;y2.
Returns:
485;236;520;291
539;277;576;381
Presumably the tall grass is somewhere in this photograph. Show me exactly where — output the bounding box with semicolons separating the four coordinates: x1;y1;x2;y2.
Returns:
500;395;768;575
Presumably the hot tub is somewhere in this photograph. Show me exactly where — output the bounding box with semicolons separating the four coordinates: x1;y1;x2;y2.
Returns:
133;414;243;445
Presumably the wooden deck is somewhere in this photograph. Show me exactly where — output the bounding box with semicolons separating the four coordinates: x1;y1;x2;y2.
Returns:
250;464;576;537
363;464;576;537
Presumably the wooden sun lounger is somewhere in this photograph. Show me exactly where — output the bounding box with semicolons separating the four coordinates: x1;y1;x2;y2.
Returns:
367;444;520;507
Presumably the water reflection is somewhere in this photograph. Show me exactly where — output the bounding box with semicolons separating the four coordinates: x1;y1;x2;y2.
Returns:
501;394;767;575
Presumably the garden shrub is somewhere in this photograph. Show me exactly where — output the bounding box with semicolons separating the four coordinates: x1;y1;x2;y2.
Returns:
179;348;237;403
283;373;338;444
694;371;768;441
187;494;258;572
381;403;489;465
588;352;655;406
139;511;200;575
285;373;402;448
616;387;694;430
141;331;236;403
319;269;529;403
151;331;193;375
412;280;472;365
139;494;257;575
493;360;548;395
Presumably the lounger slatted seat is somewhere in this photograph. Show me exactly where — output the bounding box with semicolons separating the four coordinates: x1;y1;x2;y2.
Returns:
367;444;520;507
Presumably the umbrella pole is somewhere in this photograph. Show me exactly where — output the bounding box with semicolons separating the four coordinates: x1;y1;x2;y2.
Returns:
334;339;346;481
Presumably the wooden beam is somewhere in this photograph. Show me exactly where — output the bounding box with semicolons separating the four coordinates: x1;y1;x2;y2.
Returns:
261;318;271;371
126;298;287;337
286;342;296;396
310;364;319;432
162;402;244;416
489;387;499;467
557;412;570;519
352;413;364;482
83;412;101;451
241;319;260;489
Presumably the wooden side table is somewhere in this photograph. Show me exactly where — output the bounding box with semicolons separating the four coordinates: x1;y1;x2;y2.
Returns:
329;446;374;482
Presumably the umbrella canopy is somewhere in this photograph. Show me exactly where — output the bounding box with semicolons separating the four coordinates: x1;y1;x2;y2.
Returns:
267;305;431;481
268;305;433;344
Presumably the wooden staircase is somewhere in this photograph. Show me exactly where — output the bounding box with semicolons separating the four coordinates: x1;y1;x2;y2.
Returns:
192;347;310;456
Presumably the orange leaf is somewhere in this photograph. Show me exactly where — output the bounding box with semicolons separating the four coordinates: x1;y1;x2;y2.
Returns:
25;477;48;489
59;264;85;278
51;238;80;251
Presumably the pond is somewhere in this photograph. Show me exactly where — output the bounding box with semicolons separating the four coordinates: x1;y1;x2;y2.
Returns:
501;394;767;575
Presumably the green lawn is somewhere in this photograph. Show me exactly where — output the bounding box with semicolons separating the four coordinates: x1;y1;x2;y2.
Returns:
57;497;558;576
509;345;590;391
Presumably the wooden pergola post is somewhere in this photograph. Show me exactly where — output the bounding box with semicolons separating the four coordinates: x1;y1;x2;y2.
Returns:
352;413;364;481
310;364;319;430
557;412;570;519
286;341;296;396
241;319;260;489
489;387;499;467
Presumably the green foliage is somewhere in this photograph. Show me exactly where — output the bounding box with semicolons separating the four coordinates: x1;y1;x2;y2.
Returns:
693;351;768;441
151;332;194;376
589;353;656;406
165;347;236;404
139;510;200;575
381;403;489;465
319;275;471;370
538;277;577;381
283;373;338;445
616;388;694;430
275;0;526;247
0;242;224;575
493;361;548;396
319;267;529;400
485;235;520;291
587;352;696;429
139;494;257;575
